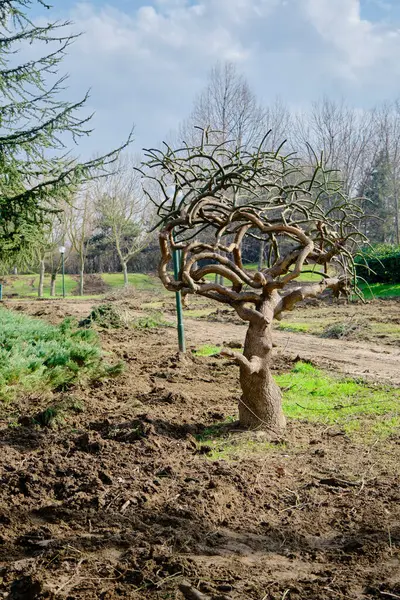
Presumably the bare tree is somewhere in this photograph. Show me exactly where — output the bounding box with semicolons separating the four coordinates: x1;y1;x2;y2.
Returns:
293;98;375;197
177;61;268;149
140;132;363;433
93;155;153;286
65;191;95;295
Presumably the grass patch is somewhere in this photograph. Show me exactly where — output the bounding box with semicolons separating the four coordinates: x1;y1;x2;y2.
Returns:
102;273;163;291
193;344;221;357
1;274;78;298
276;322;312;334
184;308;214;318
133;311;173;329
195;416;284;460
277;362;400;440
0;308;122;403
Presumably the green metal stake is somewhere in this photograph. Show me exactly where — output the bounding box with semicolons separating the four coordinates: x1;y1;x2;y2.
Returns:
172;245;186;353
0;283;3;301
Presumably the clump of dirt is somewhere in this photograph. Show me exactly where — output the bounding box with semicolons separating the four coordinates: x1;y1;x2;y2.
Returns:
72;273;111;295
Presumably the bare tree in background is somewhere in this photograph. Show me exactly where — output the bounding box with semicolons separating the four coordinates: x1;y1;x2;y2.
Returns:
65;192;95;296
176;62;293;273
140;132;364;433
293;98;375;196
178;61;268;149
93;155;154;286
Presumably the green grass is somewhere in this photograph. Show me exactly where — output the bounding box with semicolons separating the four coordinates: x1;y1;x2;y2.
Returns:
184;308;214;318
193;344;221;356
133;311;173;329
194;361;400;460
196;417;284;460
276;322;312;334
1;274;78;298
277;362;400;440
102;273;163;291
1;272;164;299
0;308;121;403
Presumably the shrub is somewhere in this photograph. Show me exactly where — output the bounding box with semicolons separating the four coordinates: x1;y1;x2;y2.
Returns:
356;244;400;284
0;308;120;402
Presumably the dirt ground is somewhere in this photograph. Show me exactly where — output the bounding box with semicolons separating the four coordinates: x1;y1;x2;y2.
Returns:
1;296;400;599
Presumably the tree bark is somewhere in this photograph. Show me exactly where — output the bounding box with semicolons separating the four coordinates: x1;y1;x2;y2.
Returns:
258;240;265;270
50;273;56;297
236;320;286;432
79;264;84;296
122;261;129;287
38;259;45;298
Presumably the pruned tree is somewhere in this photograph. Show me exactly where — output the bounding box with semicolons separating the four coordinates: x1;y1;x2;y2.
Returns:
92;155;154;286
140;132;364;433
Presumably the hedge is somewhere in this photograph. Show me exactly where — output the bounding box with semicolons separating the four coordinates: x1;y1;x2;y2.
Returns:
356;244;400;284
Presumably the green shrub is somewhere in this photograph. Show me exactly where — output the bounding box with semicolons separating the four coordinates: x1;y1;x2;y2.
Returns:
356;244;400;284
0;308;118;402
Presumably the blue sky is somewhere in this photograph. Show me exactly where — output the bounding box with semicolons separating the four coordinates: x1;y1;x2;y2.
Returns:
29;0;400;157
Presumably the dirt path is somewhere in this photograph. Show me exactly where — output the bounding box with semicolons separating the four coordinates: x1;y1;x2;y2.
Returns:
184;318;400;386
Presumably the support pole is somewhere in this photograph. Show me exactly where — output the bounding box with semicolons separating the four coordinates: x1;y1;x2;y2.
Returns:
172;246;186;353
62;253;66;298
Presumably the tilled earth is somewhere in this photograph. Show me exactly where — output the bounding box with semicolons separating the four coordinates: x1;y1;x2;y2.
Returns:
1;303;400;599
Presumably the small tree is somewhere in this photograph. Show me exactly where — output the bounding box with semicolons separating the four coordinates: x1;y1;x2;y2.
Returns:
65;191;95;295
141;133;363;433
93;155;153;286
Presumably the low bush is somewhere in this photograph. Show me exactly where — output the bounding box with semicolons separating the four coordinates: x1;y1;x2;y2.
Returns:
0;308;121;402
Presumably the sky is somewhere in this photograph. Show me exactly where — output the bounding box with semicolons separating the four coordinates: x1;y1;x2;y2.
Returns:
29;0;400;158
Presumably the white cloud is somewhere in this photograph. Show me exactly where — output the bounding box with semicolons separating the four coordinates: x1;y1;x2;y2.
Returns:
51;0;400;157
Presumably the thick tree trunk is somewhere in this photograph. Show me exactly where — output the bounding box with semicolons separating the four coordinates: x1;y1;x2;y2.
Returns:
38;259;45;298
238;321;286;432
122;261;129;287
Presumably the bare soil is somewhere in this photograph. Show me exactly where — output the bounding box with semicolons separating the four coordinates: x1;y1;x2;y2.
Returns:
1;298;400;599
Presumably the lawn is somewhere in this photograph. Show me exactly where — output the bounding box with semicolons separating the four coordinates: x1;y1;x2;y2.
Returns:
101;273;163;291
1;274;78;298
